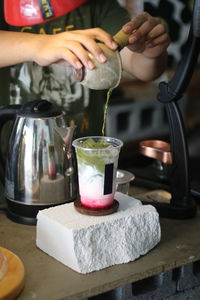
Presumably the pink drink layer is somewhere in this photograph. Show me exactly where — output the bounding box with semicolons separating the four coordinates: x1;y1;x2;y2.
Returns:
81;193;114;209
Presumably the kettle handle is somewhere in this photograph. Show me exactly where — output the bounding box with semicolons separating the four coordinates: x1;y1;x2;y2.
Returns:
0;104;21;184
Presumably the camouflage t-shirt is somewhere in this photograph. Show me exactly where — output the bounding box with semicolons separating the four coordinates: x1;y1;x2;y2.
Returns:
0;0;130;138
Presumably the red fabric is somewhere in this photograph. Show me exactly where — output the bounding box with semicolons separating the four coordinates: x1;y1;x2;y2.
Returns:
4;0;88;26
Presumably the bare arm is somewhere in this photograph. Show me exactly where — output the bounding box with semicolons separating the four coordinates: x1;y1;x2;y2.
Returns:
0;13;169;82
121;48;168;81
0;29;118;69
120;12;170;81
0;30;38;67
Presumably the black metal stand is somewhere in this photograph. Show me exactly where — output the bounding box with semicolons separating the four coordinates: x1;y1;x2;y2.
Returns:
149;0;200;218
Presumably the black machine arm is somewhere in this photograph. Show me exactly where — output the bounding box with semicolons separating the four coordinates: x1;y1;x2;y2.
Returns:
156;0;200;218
159;0;200;103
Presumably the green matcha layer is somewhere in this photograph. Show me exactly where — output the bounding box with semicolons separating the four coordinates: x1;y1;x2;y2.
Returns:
75;138;112;173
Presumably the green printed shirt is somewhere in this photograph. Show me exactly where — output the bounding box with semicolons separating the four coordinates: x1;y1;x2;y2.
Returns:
0;0;130;138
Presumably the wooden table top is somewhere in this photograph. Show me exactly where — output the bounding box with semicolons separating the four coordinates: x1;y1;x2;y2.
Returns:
1;187;200;300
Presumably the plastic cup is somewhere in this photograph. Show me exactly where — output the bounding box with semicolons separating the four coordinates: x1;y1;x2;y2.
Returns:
116;169;135;194
72;136;123;209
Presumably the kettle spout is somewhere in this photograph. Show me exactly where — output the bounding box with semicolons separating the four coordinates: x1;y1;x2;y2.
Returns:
55;124;76;149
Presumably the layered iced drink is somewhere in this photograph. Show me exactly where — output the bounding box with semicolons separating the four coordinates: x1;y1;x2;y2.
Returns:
72;136;123;209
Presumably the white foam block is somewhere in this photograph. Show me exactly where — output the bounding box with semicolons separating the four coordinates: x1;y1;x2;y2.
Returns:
36;192;161;274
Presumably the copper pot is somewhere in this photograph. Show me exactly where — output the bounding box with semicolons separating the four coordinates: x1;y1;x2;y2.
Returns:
139;140;172;165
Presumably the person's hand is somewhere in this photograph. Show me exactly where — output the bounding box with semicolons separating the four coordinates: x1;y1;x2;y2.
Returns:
33;28;118;69
122;12;170;59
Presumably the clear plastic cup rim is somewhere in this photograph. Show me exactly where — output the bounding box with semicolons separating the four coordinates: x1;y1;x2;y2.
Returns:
116;169;135;184
72;136;123;151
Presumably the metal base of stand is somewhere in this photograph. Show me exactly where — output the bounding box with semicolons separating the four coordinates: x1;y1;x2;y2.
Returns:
137;189;196;219
146;201;196;219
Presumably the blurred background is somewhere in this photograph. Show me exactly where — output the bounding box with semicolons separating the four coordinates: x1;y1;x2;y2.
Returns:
0;0;199;193
108;0;200;188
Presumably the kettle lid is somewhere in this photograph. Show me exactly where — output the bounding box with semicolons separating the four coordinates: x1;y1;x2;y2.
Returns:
18;100;62;118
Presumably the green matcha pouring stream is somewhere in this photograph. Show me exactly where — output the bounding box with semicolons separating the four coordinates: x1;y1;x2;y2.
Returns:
102;87;114;137
101;27;131;135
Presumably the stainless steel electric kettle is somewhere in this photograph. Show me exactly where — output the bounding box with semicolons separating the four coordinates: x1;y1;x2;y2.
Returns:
0;99;77;225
